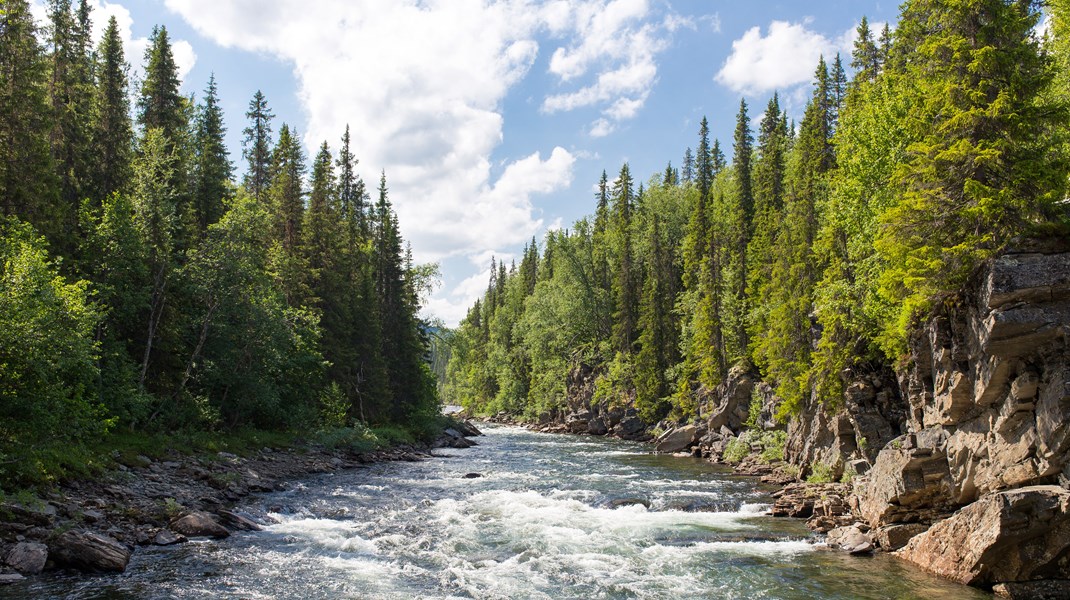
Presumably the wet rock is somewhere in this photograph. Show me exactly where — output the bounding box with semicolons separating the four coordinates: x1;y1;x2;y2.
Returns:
218;509;263;531
170;511;230;539
873;523;929;552
462;472;483;479
587;416;609;436
4;542;47;575
0;573;25;585
615;416;646;438
896;485;1070;586
993;580;1070;600
152;529;186;546
826;525;874;554
566;411;592;434
654;425;702;454
50;530;131;572
455;420;483;437
609;498;651;509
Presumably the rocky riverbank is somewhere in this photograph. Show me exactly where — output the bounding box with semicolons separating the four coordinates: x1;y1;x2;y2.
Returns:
0;422;482;584
480;241;1070;596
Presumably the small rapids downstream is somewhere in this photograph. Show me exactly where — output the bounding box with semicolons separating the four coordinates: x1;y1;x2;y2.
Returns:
6;424;989;599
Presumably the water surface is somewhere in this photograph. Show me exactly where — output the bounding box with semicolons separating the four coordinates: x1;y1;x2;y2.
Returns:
3;424;990;599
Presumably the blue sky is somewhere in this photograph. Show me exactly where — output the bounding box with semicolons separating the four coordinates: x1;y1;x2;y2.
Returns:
31;0;898;326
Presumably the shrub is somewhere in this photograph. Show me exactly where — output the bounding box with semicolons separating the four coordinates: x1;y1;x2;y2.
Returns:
807;462;836;483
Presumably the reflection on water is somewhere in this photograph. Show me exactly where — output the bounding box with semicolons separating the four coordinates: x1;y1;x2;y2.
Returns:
1;424;991;599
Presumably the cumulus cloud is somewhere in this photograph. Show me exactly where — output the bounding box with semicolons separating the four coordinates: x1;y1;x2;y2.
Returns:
31;1;197;85
542;0;686;134
716;20;845;96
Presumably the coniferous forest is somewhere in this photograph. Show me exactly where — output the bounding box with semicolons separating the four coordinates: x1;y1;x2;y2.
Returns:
444;0;1070;426
0;0;437;488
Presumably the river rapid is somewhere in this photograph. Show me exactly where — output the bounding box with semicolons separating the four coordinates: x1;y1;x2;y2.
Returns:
5;424;989;599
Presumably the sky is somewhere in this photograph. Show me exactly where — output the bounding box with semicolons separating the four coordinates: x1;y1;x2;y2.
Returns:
30;0;899;326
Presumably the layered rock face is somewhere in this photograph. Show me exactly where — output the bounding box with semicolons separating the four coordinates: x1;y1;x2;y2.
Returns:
858;242;1070;585
786;368;906;480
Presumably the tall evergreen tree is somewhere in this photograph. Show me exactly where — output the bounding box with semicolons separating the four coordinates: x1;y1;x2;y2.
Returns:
731;99;754;355
610;163;638;355
852;16;881;83
46;0;94;246
89;16;133;202
696;116;714;201
0;0;58;232
242;90;273;201
137;26;185;145
191;74;232;232
681;147;694;183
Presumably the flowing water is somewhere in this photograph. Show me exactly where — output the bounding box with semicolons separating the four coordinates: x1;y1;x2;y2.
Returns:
4;424;990;599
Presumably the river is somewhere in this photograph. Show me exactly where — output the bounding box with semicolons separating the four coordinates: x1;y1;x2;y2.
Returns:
4;424;989;599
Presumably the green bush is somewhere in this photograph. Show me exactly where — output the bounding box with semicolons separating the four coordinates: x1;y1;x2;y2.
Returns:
807;462;836;483
722;436;751;463
757;431;787;463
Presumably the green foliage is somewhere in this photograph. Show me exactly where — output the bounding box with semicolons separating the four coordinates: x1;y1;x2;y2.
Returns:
0;219;106;486
807;462;836;484
722;436;750;464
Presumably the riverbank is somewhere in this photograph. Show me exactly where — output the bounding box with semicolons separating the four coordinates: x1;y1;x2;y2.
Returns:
0;421;482;583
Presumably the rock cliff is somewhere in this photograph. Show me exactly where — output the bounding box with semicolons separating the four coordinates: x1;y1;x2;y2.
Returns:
857;241;1070;587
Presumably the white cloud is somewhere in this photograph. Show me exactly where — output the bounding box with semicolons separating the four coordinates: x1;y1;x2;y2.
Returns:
716;20;845;96
31;1;197;85
541;0;684;135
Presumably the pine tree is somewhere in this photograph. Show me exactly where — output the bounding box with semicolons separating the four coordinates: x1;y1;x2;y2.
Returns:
46;0;94;247
696;117;714;201
681;147;694;183
610;163;638;355
137;26;185;145
852;16;881;84
191;74;232;231
592;169;611;294
711;139;726;175
89;16;133;202
0;0;59;232
269;124;305;253
731;99;754;355
242;90;273;201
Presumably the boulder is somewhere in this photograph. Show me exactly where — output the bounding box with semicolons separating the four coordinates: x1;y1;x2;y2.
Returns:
0;574;25;585
654;425;702;454
50;530;131;572
873;523;929;552
609;498;650;509
218;509;263;531
566;411;592;434
152;529;187;546
170;511;230;539
587;416;609;436
896;485;1070;586
4;541;48;575
826;525;874;554
615;416;645;438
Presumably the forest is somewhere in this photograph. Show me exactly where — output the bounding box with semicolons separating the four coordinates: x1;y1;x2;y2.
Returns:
444;0;1070;427
0;0;438;488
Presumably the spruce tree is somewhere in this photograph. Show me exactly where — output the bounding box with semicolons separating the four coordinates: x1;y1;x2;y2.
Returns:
731;99;753;355
191;74;232;231
137;26;185;145
0;0;59;232
681;147;694;184
242;90;273;201
610;163;638;355
89;16;133;202
46;0;94;246
852;16;880;83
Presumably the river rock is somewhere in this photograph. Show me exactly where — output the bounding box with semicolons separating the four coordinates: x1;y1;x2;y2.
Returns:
896;485;1070;586
218;509;263;531
566;411;592;434
615;416;646;438
826;525;874;554
587;416;609;435
993;580;1070;600
4;541;48;574
0;573;25;585
170;511;230;539
152;529;187;546
50;530;131;572
455;420;483;437
609;498;651;509
654;425;702;453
